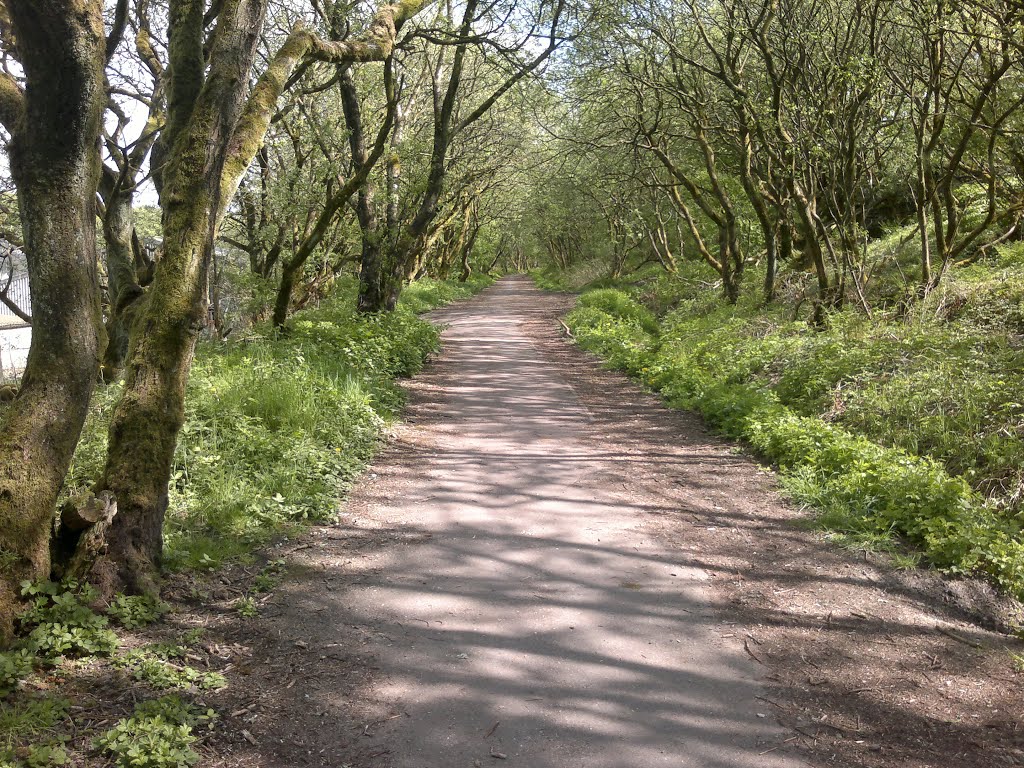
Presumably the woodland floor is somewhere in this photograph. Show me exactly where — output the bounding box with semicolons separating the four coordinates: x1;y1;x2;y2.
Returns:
147;276;1024;767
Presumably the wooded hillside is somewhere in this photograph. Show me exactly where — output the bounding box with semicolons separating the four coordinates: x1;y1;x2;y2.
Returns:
2;1;1024;765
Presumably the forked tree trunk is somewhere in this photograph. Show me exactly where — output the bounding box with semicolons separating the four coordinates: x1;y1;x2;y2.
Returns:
94;0;427;591
0;0;107;641
94;0;267;593
101;185;146;380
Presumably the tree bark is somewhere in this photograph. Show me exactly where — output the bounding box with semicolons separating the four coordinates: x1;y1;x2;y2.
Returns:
94;0;428;592
95;0;269;594
273;66;397;327
100;181;146;380
0;0;107;642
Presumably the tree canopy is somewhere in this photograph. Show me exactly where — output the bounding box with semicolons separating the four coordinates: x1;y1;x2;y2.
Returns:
2;0;1024;635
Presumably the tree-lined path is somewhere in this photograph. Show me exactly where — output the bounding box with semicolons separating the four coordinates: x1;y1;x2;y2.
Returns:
252;277;798;767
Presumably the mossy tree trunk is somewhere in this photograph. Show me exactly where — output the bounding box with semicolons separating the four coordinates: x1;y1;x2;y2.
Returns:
100;179;147;380
94;0;428;592
95;0;267;593
0;0;108;642
272;66;398;328
100;17;165;380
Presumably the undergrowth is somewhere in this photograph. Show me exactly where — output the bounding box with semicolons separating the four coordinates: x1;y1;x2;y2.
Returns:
64;275;492;571
554;260;1024;603
0;275;493;767
92;696;217;768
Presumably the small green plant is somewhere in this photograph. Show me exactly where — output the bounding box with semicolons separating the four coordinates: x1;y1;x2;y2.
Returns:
235;597;258;619
93;696;217;768
0;649;35;698
252;558;286;593
107;595;169;630
18;581;118;660
22;744;68;767
1011;651;1024;674
114;649;226;692
143;643;187;661
890;551;923;571
177;629;205;647
0;696;70;765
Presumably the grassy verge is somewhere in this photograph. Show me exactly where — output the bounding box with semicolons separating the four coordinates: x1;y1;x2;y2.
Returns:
65;274;494;571
549;265;1024;605
0;274;494;768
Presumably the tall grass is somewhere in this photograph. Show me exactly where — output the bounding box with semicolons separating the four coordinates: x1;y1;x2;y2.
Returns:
555;262;1024;602
64;276;492;571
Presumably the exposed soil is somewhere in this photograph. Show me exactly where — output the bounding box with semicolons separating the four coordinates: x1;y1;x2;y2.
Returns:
54;277;1022;767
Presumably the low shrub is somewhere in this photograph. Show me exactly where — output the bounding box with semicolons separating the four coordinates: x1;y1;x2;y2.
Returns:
576;289;660;334
18;581;118;661
0;649;34;698
565;285;1024;601
107;595;168;630
92;696;217;768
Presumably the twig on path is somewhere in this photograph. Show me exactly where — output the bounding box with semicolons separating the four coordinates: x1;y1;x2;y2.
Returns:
934;624;984;649
744;638;765;664
755;695;786;710
484;721;500;738
557;318;574;338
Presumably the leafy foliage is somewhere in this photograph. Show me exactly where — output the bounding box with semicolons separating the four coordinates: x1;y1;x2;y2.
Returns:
0;696;70;767
0;649;34;698
17;581;117;660
107;595;169;630
561;269;1024;600
92;696;216;768
113;648;226;692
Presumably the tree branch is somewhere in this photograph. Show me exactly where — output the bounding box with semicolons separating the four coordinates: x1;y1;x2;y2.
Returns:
217;0;429;225
105;0;129;62
0;70;23;133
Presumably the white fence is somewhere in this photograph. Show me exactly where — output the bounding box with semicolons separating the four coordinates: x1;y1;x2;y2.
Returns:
0;326;29;382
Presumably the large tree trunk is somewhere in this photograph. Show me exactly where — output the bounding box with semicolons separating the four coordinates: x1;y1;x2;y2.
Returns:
94;0;268;593
96;199;213;592
0;0;106;642
94;0;426;591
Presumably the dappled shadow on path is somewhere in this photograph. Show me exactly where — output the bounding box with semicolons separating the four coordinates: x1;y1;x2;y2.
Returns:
233;277;1022;768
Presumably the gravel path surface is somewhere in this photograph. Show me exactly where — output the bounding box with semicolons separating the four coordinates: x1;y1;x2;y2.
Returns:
275;277;794;767
218;277;1022;768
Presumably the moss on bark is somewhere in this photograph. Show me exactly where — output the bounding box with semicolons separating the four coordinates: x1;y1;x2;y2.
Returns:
0;0;107;643
97;0;430;591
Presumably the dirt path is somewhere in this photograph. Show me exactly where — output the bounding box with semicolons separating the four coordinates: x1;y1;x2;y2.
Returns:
213;277;1024;768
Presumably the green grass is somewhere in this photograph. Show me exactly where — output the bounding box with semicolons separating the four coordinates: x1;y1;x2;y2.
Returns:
0;275;493;767
0;696;71;766
63;275;491;572
555;260;1024;603
398;274;495;314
